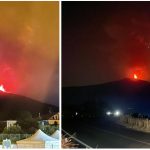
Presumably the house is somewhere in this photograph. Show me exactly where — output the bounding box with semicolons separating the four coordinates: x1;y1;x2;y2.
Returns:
48;113;59;125
38;120;49;130
7;120;17;128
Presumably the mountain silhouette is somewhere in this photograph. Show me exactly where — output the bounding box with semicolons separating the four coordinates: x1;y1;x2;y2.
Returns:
63;78;150;114
0;92;58;120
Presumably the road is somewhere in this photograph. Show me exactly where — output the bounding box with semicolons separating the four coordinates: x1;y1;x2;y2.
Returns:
62;118;150;148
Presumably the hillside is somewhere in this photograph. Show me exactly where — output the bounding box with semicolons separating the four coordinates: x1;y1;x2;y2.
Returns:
0;92;58;120
62;78;150;114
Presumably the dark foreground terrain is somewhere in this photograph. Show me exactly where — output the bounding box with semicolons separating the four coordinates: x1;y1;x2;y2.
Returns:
63;118;150;148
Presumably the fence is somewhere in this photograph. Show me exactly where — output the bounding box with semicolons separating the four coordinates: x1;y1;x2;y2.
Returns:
0;134;31;143
120;115;150;132
62;129;92;148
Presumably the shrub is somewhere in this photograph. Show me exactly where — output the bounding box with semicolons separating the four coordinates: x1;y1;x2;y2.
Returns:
3;125;23;134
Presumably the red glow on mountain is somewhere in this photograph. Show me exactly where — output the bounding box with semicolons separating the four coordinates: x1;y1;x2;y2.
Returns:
127;67;146;80
0;65;19;93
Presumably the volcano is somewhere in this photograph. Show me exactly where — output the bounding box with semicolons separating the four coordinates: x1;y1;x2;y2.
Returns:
62;78;150;114
0;92;58;120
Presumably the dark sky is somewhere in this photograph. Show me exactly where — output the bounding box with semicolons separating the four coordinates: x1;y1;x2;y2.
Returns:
0;2;59;106
62;2;150;87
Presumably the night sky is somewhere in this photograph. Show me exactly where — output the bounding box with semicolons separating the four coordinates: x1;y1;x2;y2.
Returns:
62;2;150;87
0;2;59;105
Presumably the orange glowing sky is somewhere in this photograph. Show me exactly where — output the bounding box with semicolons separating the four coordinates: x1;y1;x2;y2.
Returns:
0;2;59;105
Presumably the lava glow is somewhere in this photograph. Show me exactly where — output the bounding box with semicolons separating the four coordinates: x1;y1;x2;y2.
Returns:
134;74;138;80
0;85;6;92
128;68;145;80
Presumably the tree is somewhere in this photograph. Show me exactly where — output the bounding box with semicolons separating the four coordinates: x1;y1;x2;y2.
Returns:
0;122;6;133
3;125;23;134
54;121;58;126
17;111;32;120
17;118;38;134
41;125;58;135
16;111;38;134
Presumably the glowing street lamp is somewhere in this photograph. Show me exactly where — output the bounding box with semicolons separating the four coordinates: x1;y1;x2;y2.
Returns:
106;111;112;116
114;110;121;117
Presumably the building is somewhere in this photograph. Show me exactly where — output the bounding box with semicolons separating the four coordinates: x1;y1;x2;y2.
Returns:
48;113;59;125
7;120;17;128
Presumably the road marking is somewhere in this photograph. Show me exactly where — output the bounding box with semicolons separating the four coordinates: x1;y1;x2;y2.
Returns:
81;123;150;147
98;128;150;146
62;129;92;148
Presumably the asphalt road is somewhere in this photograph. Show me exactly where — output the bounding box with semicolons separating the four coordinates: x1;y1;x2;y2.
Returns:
62;117;150;148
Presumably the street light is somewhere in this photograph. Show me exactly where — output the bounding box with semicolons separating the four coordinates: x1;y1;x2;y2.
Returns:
114;110;121;117
106;111;112;116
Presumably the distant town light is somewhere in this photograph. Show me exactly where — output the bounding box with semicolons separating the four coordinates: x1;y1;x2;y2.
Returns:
75;112;78;116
